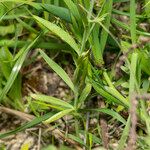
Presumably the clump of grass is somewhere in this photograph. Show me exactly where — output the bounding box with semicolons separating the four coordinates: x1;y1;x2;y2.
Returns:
0;0;150;149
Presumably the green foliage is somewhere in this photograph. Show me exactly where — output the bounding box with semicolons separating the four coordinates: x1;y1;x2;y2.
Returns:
0;0;150;149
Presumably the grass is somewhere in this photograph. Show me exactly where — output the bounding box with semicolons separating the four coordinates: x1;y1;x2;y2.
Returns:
0;0;150;149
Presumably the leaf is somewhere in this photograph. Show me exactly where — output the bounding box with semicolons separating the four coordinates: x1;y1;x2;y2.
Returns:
0;33;41;101
139;51;150;75
63;0;81;22
0;24;15;36
44;109;74;124
41;4;71;22
16;17;38;34
86;108;126;125
33;15;79;55
99;0;113;53
0;47;12;80
130;0;136;43
104;86;129;107
77;82;92;107
39;50;75;92
67;134;86;146
129;52;139;98
31;94;73;109
0;39;69;50
117;116;131;150
91;80;128;108
0;112;54;139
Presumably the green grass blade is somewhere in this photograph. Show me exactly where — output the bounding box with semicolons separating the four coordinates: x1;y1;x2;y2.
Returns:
117;116;131;150
44;109;74;124
99;0;113;53
111;18;150;36
0;24;15;36
0;34;41;101
0;47;12;80
0;39;69;50
129;52;138;98
91;80;128;107
16;17;38;34
63;0;81;22
91;24;104;66
86;108;126;125
0;112;54;139
67;134;86;147
77;82;92;108
41;4;71;22
105;87;129;107
39;50;75;92
31;94;74;109
130;0;136;43
33;15;79;55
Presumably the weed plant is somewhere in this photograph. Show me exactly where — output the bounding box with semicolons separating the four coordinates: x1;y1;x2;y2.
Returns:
0;0;150;149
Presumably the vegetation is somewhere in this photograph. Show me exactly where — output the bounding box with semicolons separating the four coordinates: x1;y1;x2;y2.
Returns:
0;0;150;149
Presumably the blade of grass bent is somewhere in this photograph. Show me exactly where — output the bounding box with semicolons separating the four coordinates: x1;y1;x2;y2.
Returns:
33;15;79;55
39;50;75;92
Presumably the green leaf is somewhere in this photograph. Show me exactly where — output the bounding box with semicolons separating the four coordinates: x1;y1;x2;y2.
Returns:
39;50;75;92
99;0;113;53
41;4;71;22
44;109;74;124
111;18;150;36
67;134;86;146
33;15;79;55
117;116;131;150
0;24;15;36
77;82;92;107
86;108;126;125
0;34;41;101
16;17;38;34
0;39;69;50
139;51;150;75
129;52;138;98
31;94;74;109
130;0;136;43
91;80;128;108
0;112;54;139
104;86;129;107
63;0;81;22
0;47;12;80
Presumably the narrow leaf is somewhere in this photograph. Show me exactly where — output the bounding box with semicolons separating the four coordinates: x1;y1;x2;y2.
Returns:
31;94;73;109
0;34;41;101
33;15;79;55
44;109;73;124
0;112;54;139
39;50;75;92
87;108;126;125
117;116;131;150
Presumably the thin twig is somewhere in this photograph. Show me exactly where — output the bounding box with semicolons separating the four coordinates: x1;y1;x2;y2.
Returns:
37;128;42;150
